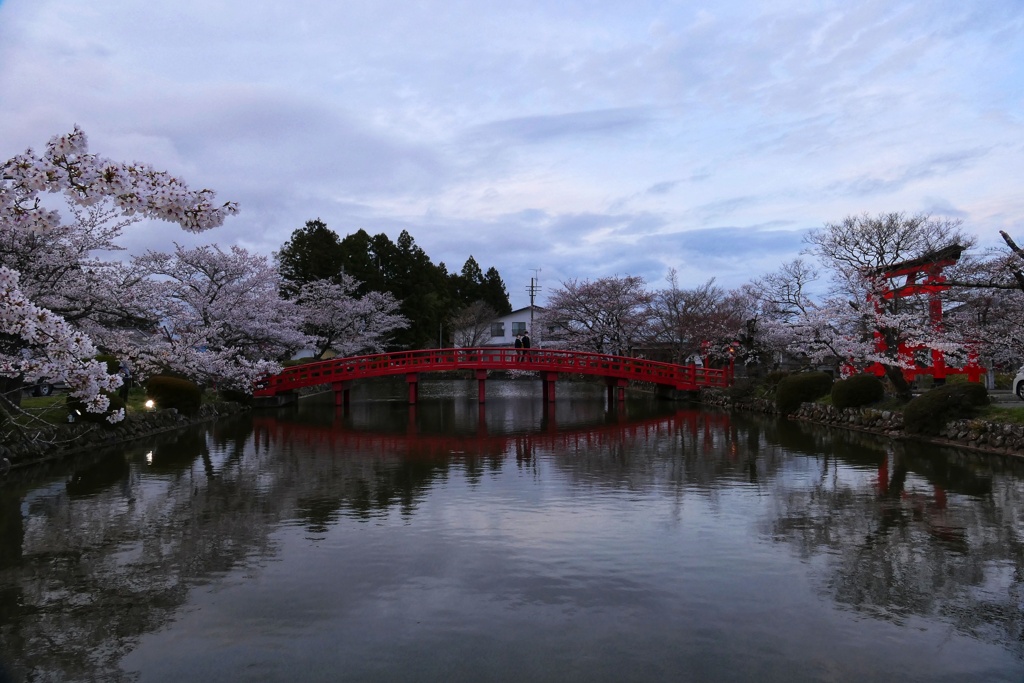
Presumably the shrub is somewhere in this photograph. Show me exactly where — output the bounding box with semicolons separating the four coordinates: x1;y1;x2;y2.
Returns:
146;375;202;415
94;354;121;374
903;383;989;436
763;370;789;391
726;378;757;402
66;391;126;426
831;374;885;409
775;371;833;415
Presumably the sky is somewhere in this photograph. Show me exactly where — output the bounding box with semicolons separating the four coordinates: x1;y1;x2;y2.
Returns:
1;0;1022;309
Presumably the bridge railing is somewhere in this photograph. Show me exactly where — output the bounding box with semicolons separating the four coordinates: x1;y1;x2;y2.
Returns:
254;347;730;396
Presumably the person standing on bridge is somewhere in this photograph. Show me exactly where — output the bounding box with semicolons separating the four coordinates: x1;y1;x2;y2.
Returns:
514;334;523;361
522;331;531;360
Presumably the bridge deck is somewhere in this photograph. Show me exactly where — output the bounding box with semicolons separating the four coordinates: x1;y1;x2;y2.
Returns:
255;347;730;398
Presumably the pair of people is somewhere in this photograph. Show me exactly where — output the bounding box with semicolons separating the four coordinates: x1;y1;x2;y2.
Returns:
514;332;531;360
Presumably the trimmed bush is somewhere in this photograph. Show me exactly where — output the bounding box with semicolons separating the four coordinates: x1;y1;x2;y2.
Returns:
146;375;202;415
66;391;126;426
831;374;885;410
903;383;989;436
775;371;833;415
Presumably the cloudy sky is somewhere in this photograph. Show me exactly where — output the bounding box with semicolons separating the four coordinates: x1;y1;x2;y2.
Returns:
1;0;1022;308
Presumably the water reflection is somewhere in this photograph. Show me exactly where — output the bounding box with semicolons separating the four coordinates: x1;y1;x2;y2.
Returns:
761;421;1024;655
0;381;1021;682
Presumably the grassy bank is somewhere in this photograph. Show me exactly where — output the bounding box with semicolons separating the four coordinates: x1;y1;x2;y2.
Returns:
11;387;152;429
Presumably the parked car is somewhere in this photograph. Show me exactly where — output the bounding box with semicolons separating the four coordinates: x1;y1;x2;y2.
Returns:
1014;367;1024;400
23;379;66;397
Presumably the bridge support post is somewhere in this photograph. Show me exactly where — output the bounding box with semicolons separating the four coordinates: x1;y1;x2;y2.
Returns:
475;369;487;403
541;371;558;403
332;381;351;409
605;377;628;405
406;373;419;404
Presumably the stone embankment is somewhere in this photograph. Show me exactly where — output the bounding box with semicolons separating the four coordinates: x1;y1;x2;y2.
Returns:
1;402;249;470
699;389;1024;458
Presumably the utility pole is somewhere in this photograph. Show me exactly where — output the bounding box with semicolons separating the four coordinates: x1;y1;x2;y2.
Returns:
526;269;541;346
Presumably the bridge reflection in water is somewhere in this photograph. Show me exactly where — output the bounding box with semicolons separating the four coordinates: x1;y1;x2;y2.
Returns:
249;396;967;544
252;406;737;464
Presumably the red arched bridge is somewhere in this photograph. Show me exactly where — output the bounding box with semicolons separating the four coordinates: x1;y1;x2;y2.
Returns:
254;347;733;406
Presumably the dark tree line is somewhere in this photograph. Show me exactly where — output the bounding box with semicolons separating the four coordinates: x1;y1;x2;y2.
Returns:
275;219;511;350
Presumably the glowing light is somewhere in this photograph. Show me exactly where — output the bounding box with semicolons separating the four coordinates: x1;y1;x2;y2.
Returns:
144;399;155;409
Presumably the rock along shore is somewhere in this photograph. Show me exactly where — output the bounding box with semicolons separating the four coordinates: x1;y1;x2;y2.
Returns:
698;389;1024;460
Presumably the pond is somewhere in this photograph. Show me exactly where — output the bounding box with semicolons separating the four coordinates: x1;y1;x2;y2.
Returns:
0;378;1022;682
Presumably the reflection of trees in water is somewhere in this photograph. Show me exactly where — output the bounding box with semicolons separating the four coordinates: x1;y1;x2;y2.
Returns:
2;406;1023;680
762;419;1024;657
0;421;278;682
541;410;789;497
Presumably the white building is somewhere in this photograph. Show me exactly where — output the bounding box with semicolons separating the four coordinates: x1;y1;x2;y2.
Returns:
459;305;548;348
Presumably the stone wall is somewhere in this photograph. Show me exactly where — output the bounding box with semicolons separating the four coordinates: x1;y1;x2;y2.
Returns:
698;390;776;414
792;402;904;436
933;418;1024;454
698;388;1024;458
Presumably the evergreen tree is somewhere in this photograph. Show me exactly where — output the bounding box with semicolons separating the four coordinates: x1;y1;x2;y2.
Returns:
338;229;387;294
275;219;345;297
282;225;509;350
388;231;452;348
455;256;485;306
451;257;510;315
481;266;512;315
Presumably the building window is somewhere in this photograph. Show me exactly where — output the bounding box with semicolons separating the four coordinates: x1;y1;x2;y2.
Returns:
512;321;526;335
490;323;505;337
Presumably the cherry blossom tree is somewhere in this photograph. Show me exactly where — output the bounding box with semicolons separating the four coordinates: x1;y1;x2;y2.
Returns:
940;237;1024;372
1;127;237;422
1;267;123;423
748;259;830;364
449;300;499;348
132;244;307;391
540;275;653;354
810;214;974;398
295;275;408;358
960;287;1024;372
648;270;753;364
2;200;164;350
748;214;976;399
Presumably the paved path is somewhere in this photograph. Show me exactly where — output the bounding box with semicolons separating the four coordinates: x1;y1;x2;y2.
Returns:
989;389;1022;405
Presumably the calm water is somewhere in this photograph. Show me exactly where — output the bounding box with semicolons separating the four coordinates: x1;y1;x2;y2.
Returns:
0;378;1022;682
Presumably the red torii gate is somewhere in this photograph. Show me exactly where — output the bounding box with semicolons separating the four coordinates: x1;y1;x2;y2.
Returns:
861;244;982;383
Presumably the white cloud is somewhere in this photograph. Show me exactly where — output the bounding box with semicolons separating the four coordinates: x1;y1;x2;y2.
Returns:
1;0;1022;308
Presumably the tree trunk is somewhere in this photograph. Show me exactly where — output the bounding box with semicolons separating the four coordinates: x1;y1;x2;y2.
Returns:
884;365;913;403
